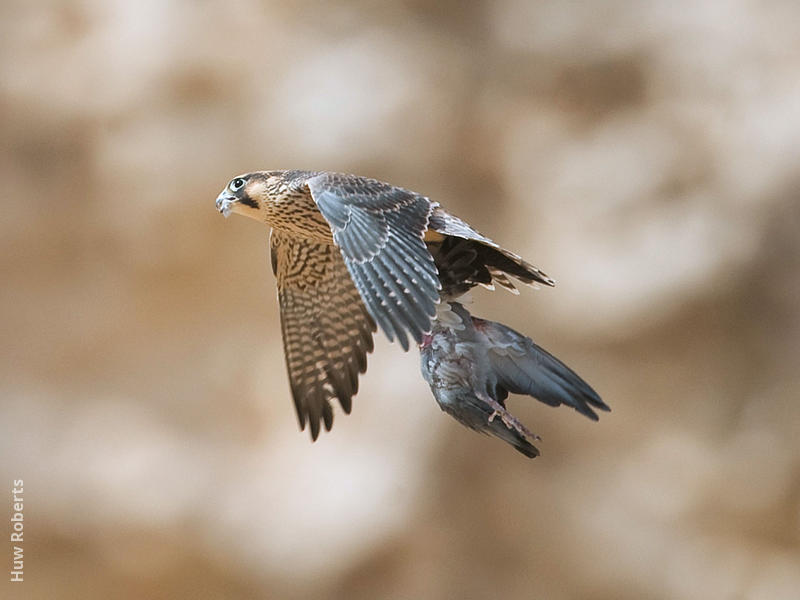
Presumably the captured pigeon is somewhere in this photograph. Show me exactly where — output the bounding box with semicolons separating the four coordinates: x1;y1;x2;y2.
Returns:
420;301;608;457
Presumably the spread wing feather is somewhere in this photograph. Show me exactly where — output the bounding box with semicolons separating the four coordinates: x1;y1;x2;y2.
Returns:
307;173;441;351
476;317;610;420
428;207;554;297
271;230;376;440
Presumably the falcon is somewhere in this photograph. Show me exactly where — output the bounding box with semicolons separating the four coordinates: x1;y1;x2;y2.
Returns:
215;170;607;452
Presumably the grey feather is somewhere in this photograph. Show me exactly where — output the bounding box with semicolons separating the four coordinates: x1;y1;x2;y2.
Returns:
308;173;441;348
477;317;609;420
419;302;607;457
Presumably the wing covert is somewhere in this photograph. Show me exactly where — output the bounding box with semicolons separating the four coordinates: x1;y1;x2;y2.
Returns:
306;172;441;351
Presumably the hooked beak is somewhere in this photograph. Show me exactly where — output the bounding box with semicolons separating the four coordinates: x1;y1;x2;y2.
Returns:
215;192;237;218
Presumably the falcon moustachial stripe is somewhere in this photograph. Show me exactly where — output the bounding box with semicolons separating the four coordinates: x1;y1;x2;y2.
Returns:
215;170;608;454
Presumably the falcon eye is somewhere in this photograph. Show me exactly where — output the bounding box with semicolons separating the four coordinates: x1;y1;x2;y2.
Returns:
230;178;246;191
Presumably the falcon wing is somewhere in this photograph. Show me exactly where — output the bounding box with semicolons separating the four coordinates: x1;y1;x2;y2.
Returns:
428;208;554;294
306;172;441;351
271;230;376;440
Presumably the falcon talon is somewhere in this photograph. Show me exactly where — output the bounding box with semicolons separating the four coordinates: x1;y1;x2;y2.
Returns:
215;170;608;456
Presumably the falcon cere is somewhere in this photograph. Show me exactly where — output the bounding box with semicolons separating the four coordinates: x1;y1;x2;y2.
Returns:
10;479;23;582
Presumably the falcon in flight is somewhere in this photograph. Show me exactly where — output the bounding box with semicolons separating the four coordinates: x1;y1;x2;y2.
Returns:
215;170;608;455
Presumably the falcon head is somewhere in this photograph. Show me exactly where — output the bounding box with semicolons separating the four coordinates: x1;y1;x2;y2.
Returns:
215;172;285;220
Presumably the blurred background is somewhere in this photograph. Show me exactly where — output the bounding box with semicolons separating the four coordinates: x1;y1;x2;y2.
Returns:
2;1;799;598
